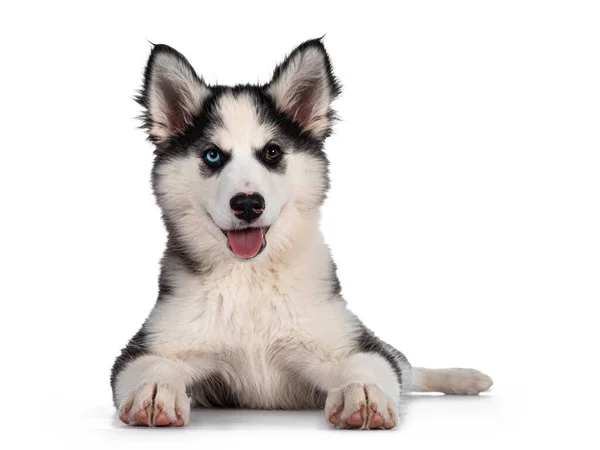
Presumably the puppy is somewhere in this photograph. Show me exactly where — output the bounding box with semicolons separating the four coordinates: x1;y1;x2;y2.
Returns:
111;39;492;429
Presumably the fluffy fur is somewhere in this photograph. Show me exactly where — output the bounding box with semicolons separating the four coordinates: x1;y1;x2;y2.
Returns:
111;38;493;430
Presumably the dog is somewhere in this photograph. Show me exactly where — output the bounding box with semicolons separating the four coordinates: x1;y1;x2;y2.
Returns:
111;38;493;430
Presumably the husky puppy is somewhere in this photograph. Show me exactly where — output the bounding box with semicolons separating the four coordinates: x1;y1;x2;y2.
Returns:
111;39;493;429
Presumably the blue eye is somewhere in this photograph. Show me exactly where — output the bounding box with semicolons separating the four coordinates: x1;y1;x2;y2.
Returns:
204;149;222;165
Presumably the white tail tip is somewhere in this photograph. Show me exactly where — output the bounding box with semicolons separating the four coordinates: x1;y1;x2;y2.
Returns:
410;368;493;395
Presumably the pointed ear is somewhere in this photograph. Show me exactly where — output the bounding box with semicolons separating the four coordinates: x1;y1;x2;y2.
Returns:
267;39;341;139
137;44;210;144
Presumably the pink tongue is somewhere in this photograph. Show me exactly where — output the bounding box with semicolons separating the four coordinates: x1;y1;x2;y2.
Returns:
227;228;264;259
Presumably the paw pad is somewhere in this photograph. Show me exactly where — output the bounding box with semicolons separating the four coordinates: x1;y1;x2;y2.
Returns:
325;382;398;430
118;382;190;427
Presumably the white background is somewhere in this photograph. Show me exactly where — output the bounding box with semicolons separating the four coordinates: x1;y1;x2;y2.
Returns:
1;1;599;448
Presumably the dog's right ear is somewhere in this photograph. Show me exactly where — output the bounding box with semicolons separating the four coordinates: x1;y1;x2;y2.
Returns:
137;44;210;145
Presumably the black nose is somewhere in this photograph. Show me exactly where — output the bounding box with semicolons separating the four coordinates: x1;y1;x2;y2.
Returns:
230;193;265;223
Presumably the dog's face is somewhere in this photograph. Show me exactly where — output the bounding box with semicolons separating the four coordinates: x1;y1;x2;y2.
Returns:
138;41;340;264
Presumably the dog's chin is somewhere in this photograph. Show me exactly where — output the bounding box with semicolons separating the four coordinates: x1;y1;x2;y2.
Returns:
220;226;270;260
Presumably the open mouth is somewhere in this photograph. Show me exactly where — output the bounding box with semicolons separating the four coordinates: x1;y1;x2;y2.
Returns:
222;226;270;259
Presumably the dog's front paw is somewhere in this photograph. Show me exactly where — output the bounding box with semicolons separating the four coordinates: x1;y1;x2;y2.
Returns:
325;382;397;430
118;382;190;427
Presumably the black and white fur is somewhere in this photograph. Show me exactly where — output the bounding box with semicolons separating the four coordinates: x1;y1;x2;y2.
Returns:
111;39;493;430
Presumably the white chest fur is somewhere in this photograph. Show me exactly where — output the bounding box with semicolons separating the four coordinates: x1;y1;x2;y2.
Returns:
146;254;354;362
143;255;356;408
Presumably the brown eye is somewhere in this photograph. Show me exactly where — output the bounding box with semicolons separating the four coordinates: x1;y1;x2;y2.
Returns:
264;144;282;161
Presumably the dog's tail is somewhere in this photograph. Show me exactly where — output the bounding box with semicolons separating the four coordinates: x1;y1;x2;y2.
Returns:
408;367;493;395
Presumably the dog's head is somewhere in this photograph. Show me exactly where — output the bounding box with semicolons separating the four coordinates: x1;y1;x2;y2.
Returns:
138;40;340;265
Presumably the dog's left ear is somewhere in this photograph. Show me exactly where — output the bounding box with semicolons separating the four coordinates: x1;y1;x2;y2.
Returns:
267;39;341;139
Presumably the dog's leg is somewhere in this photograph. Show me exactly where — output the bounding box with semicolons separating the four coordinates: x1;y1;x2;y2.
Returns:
296;350;403;430
113;354;193;427
325;352;403;430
